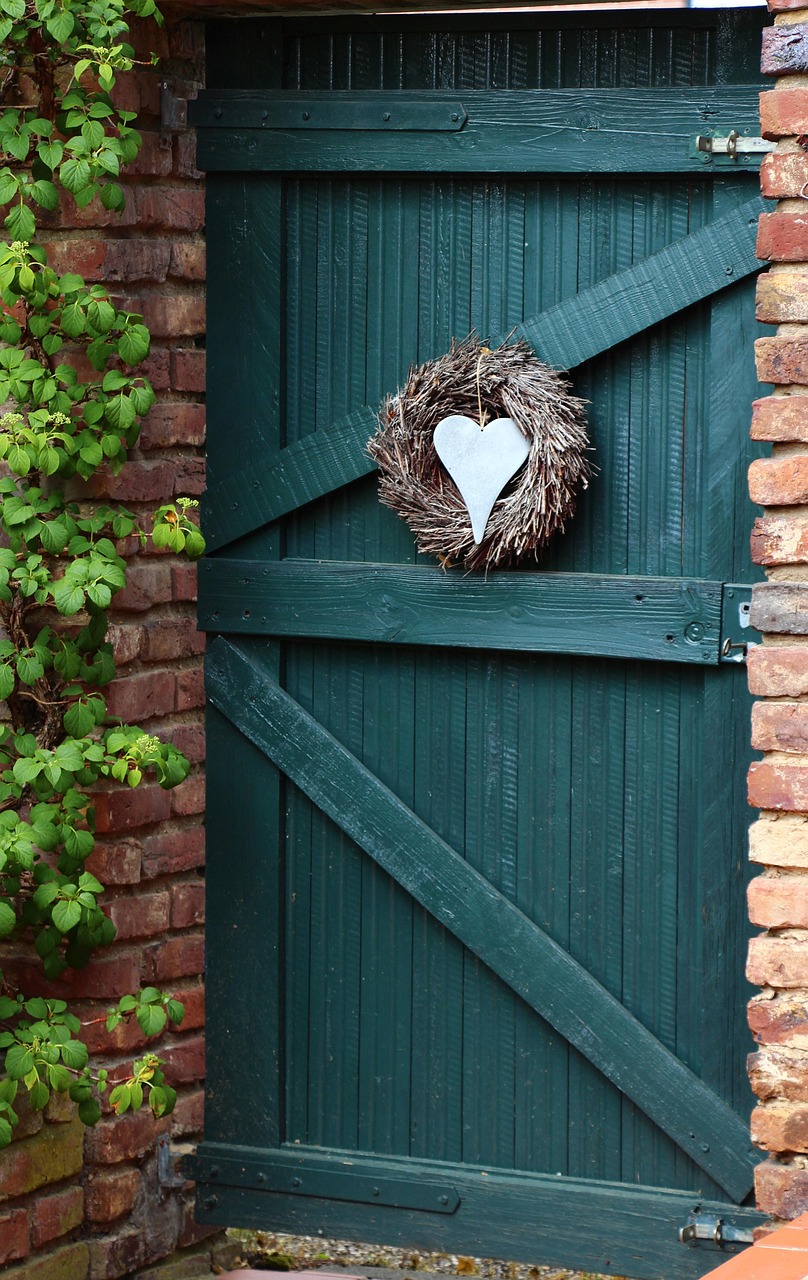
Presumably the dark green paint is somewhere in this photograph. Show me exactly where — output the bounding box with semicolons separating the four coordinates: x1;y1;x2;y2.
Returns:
189;1146;765;1280
206;636;756;1203
192;86;764;175
200;10;769;1277
199;560;726;665
202;197;764;553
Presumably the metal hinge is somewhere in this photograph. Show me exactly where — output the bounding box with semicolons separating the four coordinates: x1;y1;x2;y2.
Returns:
695;131;776;159
720;584;755;664
156;1134;193;1196
679;1212;755;1247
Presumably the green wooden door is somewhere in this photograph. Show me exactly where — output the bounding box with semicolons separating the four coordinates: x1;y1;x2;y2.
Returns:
191;10;770;1278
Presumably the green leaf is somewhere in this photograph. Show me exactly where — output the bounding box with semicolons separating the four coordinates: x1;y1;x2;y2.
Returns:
30;180;58;211
5;1044;33;1079
0;664;14;701
59;303;85;339
5;203;35;242
78;1097;101;1126
52;898;82;933
59;157;91;196
60;1039;88;1070
40;520;68;553
99;182;125;213
117;324;150;366
52;578;85;616
12;757;43;785
46;9;74;41
37;140;64;170
136;1004;167;1038
29;1079;49;1111
64;702;94;738
0;900;15;937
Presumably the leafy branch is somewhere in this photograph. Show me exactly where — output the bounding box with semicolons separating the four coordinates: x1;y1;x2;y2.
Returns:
0;0;204;1147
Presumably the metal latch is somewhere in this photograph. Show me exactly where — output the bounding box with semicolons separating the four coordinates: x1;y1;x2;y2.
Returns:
695;131;776;158
679;1212;755;1247
720;584;754;664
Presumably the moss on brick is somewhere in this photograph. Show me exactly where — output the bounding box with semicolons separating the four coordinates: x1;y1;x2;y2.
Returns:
0;1116;84;1200
0;1241;89;1280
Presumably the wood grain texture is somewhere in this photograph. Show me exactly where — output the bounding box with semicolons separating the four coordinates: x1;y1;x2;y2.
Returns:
205;636;757;1203
188;1146;765;1280
199;558;723;665
192;86;764;174
202;198;763;552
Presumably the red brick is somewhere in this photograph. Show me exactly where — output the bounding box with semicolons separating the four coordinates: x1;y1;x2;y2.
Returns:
139;346;171;392
170;239;206;282
753;1102;808;1154
107;622;145;665
753;395;808;441
136;292;206;339
178;1195;219;1249
53;186;138;230
175;982;205;1030
124;129;174;178
84;1109;171;1164
751;583;808;635
171;772;205;817
106;670;177;723
170;348;206;392
85;1167;142;1223
84;459;178;504
173;455;206;496
757;215;808;264
750;991;808;1045
160;1033;206;1083
757;271;808;323
170;720;206;765
0;1209;29;1264
753;701;808;751
0;1116;84;1197
94;783;173;833
31;1184;84;1248
762;24;808;77
140;403;206;450
172;1086;204;1137
141;826;205;877
136;188;205;233
749;454;808;504
172;561;199;603
761;152;808;200
756;1158;808;1218
78;999;151;1054
5;949;141;1001
750;761;808;812
747;645;808;696
749;872;808;926
86;837;143;886
752;514;808;565
757;335;808;387
113;68;161;116
140;619;205;662
769;0;808;11
45;237;108;279
171;881;205;928
761;87;808;138
750;1047;808;1101
107;888;171;940
174;131;203;181
142;933;205;983
748;935;808;988
176;666;205;712
112;561;174;612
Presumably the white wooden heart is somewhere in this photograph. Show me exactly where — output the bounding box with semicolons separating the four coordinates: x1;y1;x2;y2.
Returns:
433;414;530;544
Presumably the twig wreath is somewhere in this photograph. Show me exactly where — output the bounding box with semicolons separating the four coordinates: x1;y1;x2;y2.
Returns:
368;335;592;571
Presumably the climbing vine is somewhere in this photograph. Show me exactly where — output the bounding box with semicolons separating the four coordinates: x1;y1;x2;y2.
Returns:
0;0;203;1146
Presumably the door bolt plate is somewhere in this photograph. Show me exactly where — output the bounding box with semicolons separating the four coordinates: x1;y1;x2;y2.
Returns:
695;131;775;158
679;1211;755;1247
720;584;755;663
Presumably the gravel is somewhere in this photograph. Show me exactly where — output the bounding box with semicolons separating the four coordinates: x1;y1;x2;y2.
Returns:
229;1231;620;1280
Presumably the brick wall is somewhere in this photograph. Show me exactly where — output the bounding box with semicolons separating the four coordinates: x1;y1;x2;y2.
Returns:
0;14;214;1280
747;0;808;1225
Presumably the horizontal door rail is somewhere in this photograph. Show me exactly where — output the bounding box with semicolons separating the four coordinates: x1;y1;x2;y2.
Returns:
199;560;724;666
205;637;757;1202
192;86;763;174
203;198;765;552
188;1146;765;1277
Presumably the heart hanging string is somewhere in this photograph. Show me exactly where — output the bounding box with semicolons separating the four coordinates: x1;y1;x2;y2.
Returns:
368;335;593;571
